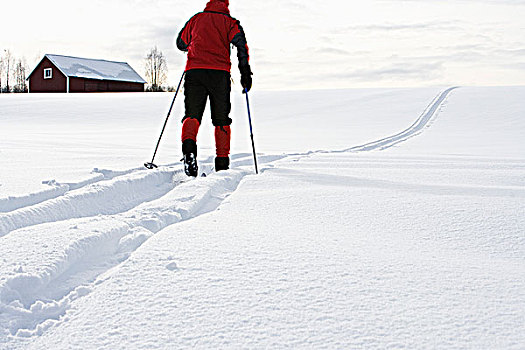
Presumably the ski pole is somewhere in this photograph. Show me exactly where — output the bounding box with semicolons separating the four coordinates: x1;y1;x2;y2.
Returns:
243;88;259;174
144;70;186;169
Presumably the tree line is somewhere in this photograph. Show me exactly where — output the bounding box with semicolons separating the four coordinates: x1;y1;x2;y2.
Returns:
0;49;29;93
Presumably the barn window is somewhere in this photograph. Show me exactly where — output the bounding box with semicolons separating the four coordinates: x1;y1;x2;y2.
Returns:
44;68;52;79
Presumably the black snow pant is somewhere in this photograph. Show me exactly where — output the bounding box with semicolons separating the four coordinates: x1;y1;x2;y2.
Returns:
182;69;232;127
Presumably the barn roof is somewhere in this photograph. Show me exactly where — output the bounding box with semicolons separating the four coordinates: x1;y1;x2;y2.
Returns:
30;54;147;84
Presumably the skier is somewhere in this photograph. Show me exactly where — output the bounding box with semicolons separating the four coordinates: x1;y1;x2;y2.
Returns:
176;0;252;177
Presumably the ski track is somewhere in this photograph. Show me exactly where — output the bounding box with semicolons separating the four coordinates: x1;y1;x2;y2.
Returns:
0;165;175;214
292;86;456;156
1;168;129;214
0;168;180;237
345;87;457;152
0;88;454;342
0;154;260;215
0;167;250;339
0;87;454;216
0;153;284;340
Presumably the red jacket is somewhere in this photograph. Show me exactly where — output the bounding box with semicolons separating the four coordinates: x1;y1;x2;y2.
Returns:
176;0;250;73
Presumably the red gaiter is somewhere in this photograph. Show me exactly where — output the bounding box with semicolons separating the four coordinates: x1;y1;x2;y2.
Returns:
215;126;231;157
181;118;200;142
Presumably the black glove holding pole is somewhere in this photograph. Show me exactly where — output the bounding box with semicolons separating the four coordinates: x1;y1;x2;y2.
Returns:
240;65;253;93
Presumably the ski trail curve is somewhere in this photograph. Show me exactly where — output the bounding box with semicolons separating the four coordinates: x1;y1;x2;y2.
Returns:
0;87;457;244
1;86;453;216
345;87;457;153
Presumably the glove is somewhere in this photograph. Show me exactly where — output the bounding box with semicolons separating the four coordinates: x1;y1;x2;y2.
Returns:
240;65;253;93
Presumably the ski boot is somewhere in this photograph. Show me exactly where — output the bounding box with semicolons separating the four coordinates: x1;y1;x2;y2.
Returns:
182;139;198;177
215;157;230;171
183;153;198;177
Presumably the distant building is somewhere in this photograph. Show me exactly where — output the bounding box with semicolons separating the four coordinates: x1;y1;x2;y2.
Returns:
27;54;146;93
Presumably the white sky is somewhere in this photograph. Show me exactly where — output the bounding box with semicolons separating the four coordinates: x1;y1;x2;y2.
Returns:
1;0;524;90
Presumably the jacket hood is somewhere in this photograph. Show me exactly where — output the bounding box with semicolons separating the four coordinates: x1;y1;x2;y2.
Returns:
204;0;230;14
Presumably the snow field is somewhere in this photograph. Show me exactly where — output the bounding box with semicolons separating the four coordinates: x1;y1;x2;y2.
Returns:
24;152;525;349
0;86;524;348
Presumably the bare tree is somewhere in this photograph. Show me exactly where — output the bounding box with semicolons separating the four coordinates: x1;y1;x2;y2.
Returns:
3;49;13;93
0;55;4;93
13;58;28;93
144;46;168;92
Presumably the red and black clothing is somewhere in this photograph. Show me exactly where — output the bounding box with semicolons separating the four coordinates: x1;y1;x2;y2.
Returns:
176;0;250;73
177;0;251;163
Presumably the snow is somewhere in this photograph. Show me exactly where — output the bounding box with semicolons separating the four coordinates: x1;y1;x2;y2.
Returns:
1;86;524;348
44;54;147;83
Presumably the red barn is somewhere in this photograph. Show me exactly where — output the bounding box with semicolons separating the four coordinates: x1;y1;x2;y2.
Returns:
27;54;146;93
